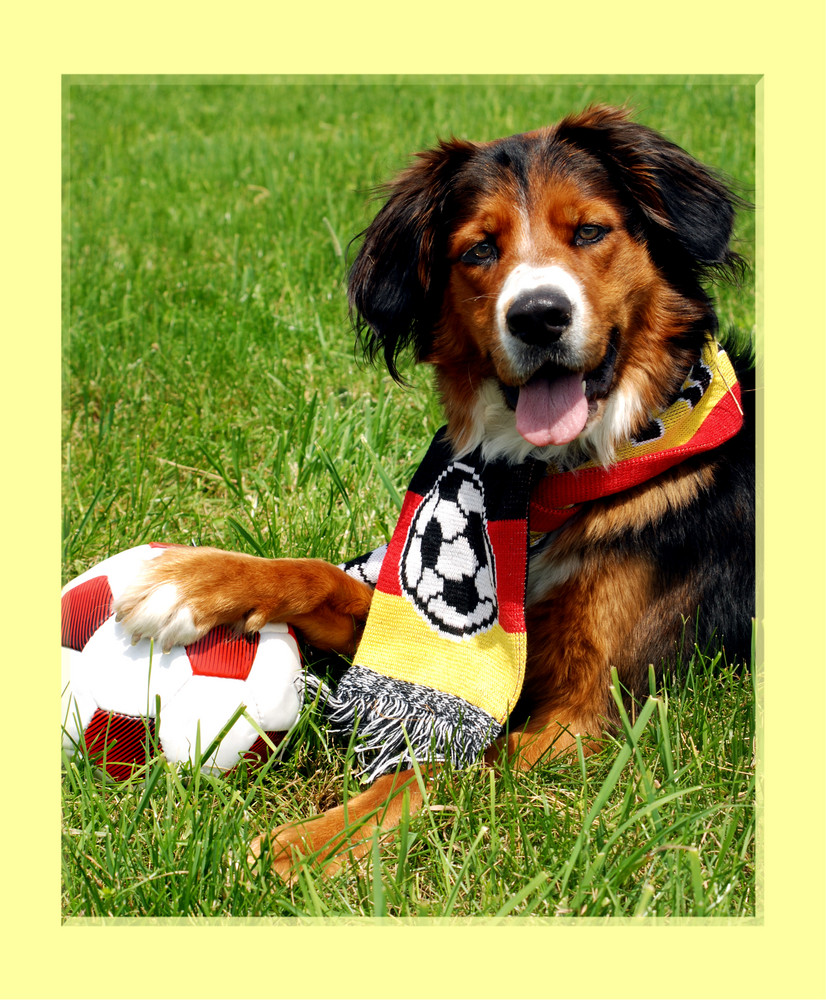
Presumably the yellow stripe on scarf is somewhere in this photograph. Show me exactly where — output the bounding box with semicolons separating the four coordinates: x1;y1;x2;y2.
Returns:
583;337;739;468
355;589;526;725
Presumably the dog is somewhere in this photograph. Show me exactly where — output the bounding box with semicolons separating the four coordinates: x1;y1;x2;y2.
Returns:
114;105;754;876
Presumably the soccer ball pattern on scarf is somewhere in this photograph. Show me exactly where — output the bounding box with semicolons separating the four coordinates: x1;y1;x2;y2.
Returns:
400;463;498;639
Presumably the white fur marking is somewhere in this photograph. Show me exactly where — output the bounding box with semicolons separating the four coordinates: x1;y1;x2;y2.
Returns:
159;604;200;650
495;263;590;371
139;583;181;624
585;386;643;467
119;581;201;650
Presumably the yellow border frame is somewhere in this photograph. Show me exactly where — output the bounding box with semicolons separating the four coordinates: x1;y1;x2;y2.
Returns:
5;5;825;998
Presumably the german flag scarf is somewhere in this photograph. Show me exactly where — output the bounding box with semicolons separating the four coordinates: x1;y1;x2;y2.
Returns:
326;337;744;780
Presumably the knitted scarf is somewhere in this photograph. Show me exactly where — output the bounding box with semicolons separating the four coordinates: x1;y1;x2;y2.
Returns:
326;337;744;780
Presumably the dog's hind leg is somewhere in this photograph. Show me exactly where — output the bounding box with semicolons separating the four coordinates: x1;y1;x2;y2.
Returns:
249;768;425;879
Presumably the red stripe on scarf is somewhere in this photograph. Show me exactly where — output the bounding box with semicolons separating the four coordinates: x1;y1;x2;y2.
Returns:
487;520;529;634
530;382;743;532
374;490;423;597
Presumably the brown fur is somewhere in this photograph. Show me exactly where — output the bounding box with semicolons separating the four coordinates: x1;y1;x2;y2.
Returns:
117;547;373;655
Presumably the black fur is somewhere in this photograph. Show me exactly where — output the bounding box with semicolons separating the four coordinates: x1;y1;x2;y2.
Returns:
553;106;745;276
348;140;476;381
619;357;755;668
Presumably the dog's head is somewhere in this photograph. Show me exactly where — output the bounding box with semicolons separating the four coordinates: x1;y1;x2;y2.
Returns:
349;105;742;464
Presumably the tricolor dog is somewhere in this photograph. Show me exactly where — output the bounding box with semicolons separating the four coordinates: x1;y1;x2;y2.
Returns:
114;105;754;874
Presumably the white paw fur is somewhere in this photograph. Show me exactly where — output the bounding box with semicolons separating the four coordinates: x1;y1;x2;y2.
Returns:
115;580;201;652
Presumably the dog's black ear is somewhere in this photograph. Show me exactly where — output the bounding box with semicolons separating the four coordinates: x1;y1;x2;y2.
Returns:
348;139;477;381
555;105;743;277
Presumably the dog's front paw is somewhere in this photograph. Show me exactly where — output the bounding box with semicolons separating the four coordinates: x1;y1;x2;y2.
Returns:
112;548;219;652
115;580;201;652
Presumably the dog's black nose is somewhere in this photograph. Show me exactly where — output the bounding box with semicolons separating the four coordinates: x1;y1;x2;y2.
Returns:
505;291;572;345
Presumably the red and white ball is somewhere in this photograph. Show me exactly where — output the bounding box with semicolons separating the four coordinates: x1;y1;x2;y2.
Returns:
61;544;304;777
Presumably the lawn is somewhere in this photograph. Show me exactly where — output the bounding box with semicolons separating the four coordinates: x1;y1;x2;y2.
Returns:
62;76;757;919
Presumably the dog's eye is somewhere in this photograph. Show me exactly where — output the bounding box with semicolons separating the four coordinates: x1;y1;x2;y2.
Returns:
461;241;498;265
574;224;608;245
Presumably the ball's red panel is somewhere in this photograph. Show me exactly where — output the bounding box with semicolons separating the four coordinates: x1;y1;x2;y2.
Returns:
243;731;286;764
61;576;114;651
83;707;156;781
186;625;260;680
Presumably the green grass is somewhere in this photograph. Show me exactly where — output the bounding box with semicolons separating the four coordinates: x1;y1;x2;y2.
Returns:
62;77;757;920
62;650;755;918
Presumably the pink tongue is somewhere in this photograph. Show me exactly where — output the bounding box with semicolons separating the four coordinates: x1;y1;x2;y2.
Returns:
515;373;589;447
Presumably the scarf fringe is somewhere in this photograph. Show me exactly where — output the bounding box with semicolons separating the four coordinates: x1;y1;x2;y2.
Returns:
310;665;501;782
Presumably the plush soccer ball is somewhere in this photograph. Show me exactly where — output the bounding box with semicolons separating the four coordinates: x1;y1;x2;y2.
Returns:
61;544;304;778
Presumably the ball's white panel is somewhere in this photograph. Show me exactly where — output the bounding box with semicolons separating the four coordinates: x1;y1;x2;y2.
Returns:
104;546;169;603
62;549;306;774
244;626;303;732
61;544;161;598
79;616;193;717
158;675;255;771
259;621;289;634
61;647;97;749
204;716;260;772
